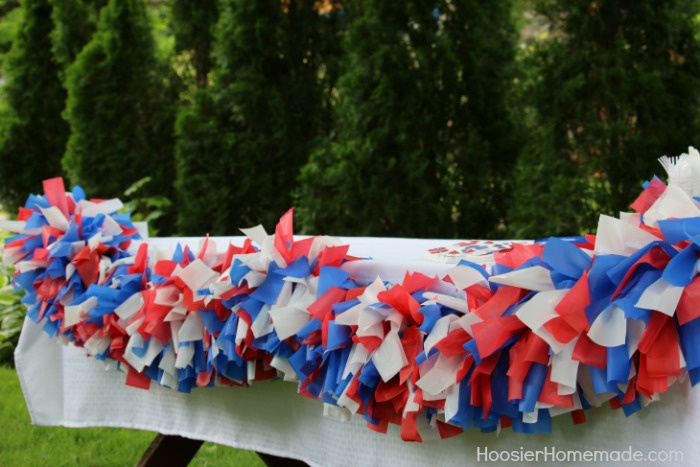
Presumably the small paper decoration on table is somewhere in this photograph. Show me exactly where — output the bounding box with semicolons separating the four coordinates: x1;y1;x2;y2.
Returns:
425;240;532;264
4;147;700;441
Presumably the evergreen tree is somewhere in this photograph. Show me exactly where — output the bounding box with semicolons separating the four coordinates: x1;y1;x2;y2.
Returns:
0;0;19;17
0;2;22;75
507;122;587;238
509;0;700;237
0;0;68;211
296;1;519;238
175;0;330;234
62;0;176;210
171;0;219;88
50;0;106;73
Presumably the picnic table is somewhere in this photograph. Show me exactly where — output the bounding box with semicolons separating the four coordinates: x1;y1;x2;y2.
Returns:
15;236;700;466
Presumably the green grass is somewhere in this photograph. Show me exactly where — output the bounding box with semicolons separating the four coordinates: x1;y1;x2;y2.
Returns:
0;365;265;466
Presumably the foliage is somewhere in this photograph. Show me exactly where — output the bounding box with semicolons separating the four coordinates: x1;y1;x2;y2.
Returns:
0;0;697;241
296;0;519;238
509;0;700;237
0;0;19;17
0;366;265;466
171;0;219;88
0;1;21;75
122;176;172;237
507;120;588;239
49;0;105;75
147;0;175;62
0;261;23;366
0;0;68;213
175;0;331;235
62;0;177;233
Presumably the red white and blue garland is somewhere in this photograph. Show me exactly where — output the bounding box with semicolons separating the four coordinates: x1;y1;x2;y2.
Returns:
4;149;700;441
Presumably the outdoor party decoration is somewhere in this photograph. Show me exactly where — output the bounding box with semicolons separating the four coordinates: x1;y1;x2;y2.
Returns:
424;240;532;264
4;147;700;442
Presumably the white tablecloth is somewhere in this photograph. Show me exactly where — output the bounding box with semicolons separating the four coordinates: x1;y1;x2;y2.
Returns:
15;237;700;466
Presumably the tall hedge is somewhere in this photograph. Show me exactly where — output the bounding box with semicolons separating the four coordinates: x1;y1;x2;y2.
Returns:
175;0;329;234
171;0;219;88
296;0;519;238
0;0;68;211
508;0;700;238
50;0;106;73
62;0;176;207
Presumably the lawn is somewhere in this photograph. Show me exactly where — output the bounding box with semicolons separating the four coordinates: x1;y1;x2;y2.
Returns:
0;365;265;466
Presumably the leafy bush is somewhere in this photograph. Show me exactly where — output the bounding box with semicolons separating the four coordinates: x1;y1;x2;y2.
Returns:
0;0;68;212
62;0;177;217
0;248;24;366
171;0;219;88
175;0;330;235
50;0;106;74
509;0;700;237
122;176;172;237
296;0;519;238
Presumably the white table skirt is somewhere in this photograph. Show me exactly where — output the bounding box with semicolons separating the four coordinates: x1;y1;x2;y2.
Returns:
14;237;700;467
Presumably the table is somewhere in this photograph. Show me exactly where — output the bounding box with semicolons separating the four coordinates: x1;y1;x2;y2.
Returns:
14;236;700;467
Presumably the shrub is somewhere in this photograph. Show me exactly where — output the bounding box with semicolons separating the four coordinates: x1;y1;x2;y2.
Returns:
297;0;519;238
0;0;68;212
0;253;24;366
175;0;330;235
509;0;700;237
62;0;176;227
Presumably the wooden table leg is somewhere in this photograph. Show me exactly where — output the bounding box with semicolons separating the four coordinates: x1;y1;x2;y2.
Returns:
257;452;310;467
136;433;204;467
136;432;310;467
